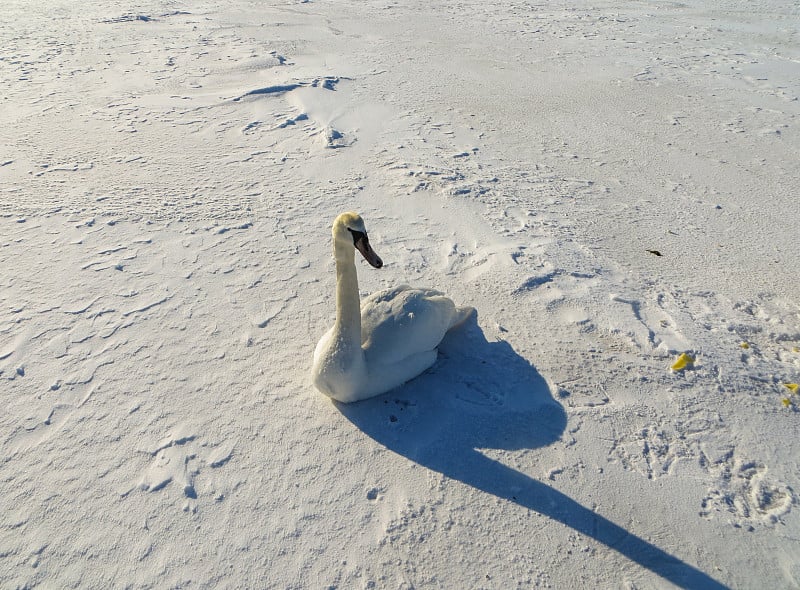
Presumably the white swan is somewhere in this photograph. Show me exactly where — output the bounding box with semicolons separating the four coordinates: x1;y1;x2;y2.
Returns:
312;212;473;403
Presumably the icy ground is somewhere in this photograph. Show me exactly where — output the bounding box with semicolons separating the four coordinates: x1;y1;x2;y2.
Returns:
1;0;799;588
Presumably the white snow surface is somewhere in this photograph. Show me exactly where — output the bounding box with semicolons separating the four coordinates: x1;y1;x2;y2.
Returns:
1;0;799;588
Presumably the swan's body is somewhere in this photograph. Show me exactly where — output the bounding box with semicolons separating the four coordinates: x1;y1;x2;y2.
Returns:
312;212;472;403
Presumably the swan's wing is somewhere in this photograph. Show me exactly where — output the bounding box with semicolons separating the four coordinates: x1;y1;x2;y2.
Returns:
360;285;457;366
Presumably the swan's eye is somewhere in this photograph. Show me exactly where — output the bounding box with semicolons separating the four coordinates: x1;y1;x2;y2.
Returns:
348;228;367;245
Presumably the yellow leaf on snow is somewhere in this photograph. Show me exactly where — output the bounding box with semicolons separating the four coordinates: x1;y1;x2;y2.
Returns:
782;398;793;408
671;352;695;371
739;342;750;349
783;383;799;394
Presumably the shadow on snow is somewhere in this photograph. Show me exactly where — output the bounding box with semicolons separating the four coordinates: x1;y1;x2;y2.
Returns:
336;313;727;590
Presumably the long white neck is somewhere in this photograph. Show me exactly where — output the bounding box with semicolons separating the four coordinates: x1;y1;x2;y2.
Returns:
334;239;362;348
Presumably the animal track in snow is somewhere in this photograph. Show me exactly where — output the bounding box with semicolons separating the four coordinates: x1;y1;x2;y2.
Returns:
729;296;800;353
133;425;235;505
139;445;199;499
606;409;725;480
515;269;600;322
700;457;796;526
379;498;432;546
609;423;693;480
502;206;533;233
452;379;505;408
607;292;691;355
443;239;531;282
556;379;609;409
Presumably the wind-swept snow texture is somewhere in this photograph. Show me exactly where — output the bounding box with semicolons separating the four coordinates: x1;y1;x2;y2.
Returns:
1;0;799;588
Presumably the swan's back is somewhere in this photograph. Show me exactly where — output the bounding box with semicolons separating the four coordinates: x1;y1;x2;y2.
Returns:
360;285;462;367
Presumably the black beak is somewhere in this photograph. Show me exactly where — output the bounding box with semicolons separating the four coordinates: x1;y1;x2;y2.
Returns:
351;231;383;268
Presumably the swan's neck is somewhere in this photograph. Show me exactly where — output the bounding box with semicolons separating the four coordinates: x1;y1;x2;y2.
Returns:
334;242;362;348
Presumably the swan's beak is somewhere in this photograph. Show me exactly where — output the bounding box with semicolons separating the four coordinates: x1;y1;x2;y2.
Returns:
354;234;383;269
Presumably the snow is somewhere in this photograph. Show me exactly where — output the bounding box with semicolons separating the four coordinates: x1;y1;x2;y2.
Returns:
1;0;799;588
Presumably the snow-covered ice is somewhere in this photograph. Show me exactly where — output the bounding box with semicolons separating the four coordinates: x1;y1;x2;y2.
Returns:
2;0;799;588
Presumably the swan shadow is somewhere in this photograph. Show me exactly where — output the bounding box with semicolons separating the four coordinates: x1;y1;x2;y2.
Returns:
336;314;727;590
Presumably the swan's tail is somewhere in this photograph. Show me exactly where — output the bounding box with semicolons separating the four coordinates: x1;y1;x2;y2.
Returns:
449;305;476;330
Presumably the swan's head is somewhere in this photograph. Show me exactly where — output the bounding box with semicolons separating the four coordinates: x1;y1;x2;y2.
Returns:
333;212;383;269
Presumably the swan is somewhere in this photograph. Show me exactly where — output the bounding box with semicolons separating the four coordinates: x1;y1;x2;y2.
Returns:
312;212;473;403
